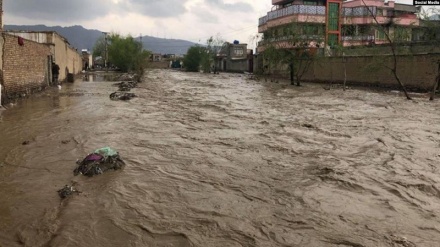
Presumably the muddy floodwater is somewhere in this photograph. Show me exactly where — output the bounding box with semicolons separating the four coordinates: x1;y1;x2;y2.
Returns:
1;69;440;247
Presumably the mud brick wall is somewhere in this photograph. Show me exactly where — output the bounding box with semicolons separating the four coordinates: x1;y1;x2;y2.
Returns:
149;61;170;69
0;0;2;31
2;34;51;100
299;53;440;91
226;59;249;73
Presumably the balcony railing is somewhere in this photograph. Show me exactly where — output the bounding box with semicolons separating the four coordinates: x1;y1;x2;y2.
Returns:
342;35;375;41
259;34;325;46
259;5;326;26
259;5;379;26
342;6;377;17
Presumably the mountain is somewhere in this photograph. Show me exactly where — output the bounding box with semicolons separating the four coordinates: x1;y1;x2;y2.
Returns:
138;36;198;55
3;24;198;55
429;14;440;21
4;25;102;51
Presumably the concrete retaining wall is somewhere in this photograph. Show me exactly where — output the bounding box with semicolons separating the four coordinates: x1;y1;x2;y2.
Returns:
259;53;440;91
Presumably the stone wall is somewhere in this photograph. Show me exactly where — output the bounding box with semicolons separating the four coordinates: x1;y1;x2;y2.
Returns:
0;0;2;31
226;59;249;73
53;33;82;81
2;34;52;101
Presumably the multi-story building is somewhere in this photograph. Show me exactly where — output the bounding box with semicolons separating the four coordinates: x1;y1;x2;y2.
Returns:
257;0;420;53
216;42;253;73
342;0;420;46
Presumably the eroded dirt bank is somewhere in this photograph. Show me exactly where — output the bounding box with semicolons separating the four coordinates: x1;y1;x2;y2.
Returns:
1;69;440;247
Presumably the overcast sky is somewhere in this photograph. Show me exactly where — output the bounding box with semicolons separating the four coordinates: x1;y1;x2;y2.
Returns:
3;0;271;48
3;0;416;49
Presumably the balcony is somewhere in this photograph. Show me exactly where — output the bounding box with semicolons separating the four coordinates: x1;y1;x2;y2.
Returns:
259;5;326;27
257;34;324;53
342;6;377;17
272;0;293;4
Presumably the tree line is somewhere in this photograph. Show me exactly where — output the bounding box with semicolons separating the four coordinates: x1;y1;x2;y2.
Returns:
93;33;150;75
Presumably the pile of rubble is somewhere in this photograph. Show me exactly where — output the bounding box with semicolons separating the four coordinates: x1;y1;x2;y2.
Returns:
110;80;138;101
110;92;136;101
113;81;138;91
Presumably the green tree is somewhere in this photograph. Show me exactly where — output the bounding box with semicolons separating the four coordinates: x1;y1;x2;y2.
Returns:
92;36;106;58
183;35;225;73
262;21;320;86
418;7;440;100
107;33;150;73
202;35;225;73
360;0;411;100
183;46;205;72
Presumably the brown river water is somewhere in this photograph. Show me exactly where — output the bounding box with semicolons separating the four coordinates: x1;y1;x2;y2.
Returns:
1;69;440;247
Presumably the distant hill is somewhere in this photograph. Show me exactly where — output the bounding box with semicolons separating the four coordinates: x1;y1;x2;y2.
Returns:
429;14;440;21
4;24;198;55
4;25;102;51
139;36;198;56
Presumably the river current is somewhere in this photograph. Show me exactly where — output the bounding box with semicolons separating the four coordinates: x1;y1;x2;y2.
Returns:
1;69;440;247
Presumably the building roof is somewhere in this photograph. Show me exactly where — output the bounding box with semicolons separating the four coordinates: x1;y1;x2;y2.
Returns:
394;3;418;13
4;30;71;45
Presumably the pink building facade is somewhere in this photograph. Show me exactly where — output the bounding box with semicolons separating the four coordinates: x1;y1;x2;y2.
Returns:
258;0;421;52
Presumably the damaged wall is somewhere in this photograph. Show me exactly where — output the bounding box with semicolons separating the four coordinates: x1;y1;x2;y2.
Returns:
2;34;51;101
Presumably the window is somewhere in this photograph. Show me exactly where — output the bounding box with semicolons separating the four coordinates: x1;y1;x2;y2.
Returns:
343;25;356;36
376;28;386;40
394;27;411;41
376;8;384;16
283;26;289;36
234;47;244;56
303;25;318;35
358;26;371;35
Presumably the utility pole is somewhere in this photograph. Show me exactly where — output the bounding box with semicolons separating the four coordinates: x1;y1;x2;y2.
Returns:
102;32;108;71
140;33;143;50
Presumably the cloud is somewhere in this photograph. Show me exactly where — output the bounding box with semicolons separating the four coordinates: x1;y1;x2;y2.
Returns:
4;0;190;21
190;6;219;24
204;0;253;12
3;0;263;49
126;0;189;17
4;0;111;21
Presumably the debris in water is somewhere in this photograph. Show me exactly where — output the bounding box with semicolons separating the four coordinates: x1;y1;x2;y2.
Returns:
117;73;137;81
74;147;125;177
376;138;387;146
113;81;138;91
389;235;416;247
22;140;30;145
110;92;136;101
57;184;79;199
302;123;314;128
